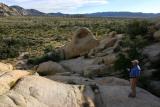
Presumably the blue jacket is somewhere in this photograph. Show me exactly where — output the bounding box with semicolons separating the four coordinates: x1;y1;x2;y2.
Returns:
130;65;141;78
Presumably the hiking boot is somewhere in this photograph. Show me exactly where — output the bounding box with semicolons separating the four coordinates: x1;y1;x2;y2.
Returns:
128;93;136;98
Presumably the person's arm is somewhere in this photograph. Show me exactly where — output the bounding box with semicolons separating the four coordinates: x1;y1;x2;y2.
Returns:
127;67;131;72
137;65;141;72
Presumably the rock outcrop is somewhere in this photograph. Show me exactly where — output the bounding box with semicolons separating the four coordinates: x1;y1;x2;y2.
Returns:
0;3;45;16
61;27;99;59
1;25;160;107
154;30;160;41
0;75;94;107
0;62;13;72
60;57;110;77
88;34;123;57
96;85;160;107
143;43;160;63
36;61;66;75
0;62;160;107
57;33;123;77
150;81;160;96
0;3;21;16
46;75;160;107
142;42;160;96
0;70;30;95
60;57;95;74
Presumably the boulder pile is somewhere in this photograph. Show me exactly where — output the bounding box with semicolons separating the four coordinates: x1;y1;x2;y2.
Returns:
0;64;160;107
1;27;160;107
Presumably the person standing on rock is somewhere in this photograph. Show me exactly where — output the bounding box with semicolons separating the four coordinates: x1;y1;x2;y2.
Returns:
128;60;141;98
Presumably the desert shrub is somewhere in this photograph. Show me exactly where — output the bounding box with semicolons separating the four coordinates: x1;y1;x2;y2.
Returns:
114;53;130;79
28;49;62;65
0;36;21;59
44;45;55;54
0;35;46;59
0;16;151;60
0;45;19;59
114;35;147;78
126;20;149;37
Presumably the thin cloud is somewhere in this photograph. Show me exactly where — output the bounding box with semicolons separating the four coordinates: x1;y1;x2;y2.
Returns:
9;0;108;13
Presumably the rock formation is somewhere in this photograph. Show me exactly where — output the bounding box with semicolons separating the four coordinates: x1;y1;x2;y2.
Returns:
154;30;160;41
0;66;159;107
0;3;21;16
0;62;13;72
36;61;66;75
0;27;160;107
61;27;99;59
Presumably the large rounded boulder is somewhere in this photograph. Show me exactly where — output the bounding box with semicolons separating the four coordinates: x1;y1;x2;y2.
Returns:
36;61;66;75
0;75;94;107
61;27;99;59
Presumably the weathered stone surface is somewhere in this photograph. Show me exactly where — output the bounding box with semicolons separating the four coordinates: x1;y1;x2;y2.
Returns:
0;62;13;72
150;81;160;96
83;64;108;78
96;86;160;107
0;3;22;16
0;76;94;107
37;61;66;75
46;75;95;85
46;76;130;87
60;56;116;78
0;70;159;107
141;69;156;77
88;34;123;57
46;75;160;107
0;70;30;95
94;77;129;86
61;27;99;59
103;54;117;65
143;43;160;62
60;57;95;74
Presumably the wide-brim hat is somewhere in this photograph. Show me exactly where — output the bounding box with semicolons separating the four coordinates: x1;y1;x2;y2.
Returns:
131;60;139;64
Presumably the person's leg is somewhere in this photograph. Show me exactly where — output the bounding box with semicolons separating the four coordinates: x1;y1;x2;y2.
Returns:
129;78;136;97
129;78;134;96
132;78;136;96
132;78;138;96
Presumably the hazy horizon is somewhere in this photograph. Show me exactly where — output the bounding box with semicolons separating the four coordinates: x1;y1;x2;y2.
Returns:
1;0;160;14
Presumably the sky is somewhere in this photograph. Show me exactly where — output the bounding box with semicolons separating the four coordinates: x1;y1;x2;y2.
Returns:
1;0;160;14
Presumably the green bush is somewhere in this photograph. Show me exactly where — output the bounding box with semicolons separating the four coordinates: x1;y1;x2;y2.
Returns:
44;45;55;54
114;53;130;79
114;35;147;78
28;49;62;65
0;16;152;60
126;20;149;37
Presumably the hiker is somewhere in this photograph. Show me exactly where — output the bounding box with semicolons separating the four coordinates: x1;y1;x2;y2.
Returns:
128;60;141;98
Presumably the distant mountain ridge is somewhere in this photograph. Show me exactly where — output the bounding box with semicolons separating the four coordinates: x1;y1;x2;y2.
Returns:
10;5;45;16
10;5;29;16
0;3;21;16
0;3;160;18
86;12;160;18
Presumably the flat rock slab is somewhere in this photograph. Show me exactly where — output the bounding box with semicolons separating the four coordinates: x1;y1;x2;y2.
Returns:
96;86;160;107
